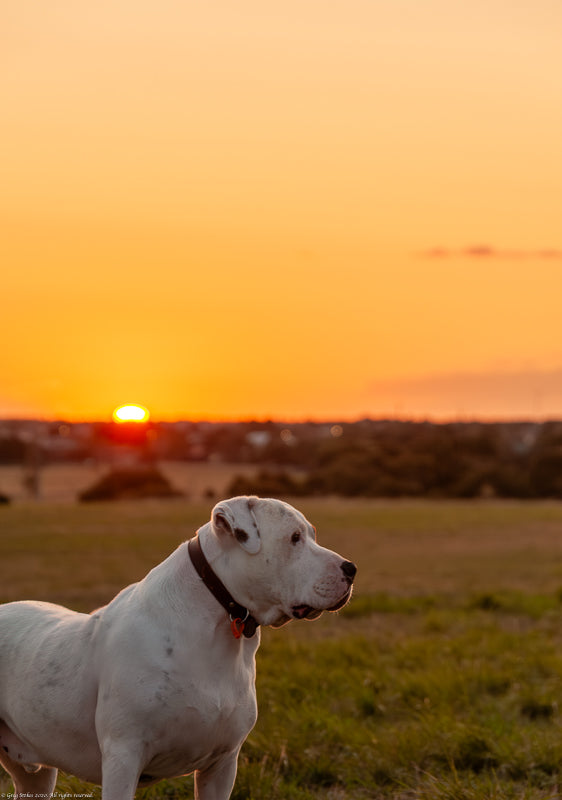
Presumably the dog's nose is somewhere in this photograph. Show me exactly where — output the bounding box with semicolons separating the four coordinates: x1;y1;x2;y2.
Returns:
341;560;357;582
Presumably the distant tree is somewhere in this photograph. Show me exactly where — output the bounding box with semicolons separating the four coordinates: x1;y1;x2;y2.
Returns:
228;470;306;498
530;449;562;498
0;437;26;464
78;466;183;502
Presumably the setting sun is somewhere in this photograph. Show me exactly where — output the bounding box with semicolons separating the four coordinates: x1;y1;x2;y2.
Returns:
112;404;150;423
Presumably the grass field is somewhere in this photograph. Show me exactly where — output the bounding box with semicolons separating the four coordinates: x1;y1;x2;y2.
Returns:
2;497;562;798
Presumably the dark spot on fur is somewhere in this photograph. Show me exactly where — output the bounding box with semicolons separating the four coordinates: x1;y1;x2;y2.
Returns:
234;527;249;543
3;746;9;754
166;647;173;656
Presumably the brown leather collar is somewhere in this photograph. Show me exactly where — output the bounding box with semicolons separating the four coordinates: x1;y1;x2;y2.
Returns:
188;535;259;639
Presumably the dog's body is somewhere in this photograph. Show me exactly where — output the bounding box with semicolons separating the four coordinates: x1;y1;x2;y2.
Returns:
0;496;356;799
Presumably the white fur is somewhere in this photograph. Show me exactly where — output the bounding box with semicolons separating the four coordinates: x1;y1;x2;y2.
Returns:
0;496;355;800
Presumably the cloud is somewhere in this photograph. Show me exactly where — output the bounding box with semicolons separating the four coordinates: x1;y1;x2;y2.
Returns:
421;245;562;260
365;368;562;420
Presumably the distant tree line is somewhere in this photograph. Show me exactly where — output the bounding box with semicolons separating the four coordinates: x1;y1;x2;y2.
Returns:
1;419;562;499
228;420;562;499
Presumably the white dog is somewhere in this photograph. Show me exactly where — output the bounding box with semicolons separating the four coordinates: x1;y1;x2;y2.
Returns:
0;496;356;799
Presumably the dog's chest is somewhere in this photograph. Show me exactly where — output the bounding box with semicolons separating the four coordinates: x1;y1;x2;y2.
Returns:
127;626;255;759
140;668;258;779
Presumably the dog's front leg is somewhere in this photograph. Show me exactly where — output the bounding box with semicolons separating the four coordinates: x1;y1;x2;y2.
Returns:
194;751;239;800
100;746;142;800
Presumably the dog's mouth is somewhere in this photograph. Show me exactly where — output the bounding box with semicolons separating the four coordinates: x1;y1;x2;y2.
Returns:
292;588;352;620
292;604;323;620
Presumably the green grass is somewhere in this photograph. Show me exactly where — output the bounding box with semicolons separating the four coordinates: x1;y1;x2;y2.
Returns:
2;498;562;798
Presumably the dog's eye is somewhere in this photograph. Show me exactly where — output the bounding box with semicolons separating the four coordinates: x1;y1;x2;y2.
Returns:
291;532;301;545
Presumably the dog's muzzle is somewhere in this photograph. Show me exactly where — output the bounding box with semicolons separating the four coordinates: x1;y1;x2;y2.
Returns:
292;559;357;620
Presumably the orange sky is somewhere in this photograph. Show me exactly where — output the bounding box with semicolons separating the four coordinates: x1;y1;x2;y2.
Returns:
2;1;562;421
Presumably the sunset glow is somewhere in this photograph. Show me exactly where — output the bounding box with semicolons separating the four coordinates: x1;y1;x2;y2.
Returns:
3;2;562;422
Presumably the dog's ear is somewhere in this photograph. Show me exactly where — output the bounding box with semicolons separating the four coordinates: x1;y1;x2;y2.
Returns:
212;497;261;555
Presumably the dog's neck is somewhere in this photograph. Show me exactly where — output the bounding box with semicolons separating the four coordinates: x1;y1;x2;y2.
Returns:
192;525;257;628
188;531;258;639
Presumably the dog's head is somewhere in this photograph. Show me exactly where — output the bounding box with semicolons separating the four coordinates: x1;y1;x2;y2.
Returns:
209;496;356;628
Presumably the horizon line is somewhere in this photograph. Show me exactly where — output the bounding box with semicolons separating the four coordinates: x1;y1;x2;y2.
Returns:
1;414;560;426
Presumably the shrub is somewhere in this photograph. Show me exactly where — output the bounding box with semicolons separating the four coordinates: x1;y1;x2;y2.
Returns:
78;466;183;502
228;470;305;498
530;447;562;498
